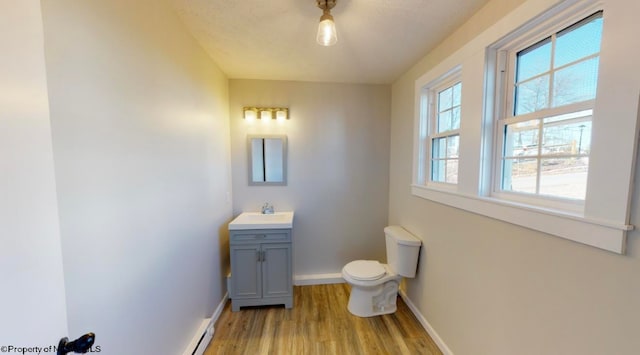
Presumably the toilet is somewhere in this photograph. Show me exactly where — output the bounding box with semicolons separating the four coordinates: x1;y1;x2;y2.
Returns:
342;225;421;317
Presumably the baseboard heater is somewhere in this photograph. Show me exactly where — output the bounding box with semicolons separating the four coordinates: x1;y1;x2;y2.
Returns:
182;318;214;355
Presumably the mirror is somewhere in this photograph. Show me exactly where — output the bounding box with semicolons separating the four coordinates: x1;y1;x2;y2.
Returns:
248;135;287;186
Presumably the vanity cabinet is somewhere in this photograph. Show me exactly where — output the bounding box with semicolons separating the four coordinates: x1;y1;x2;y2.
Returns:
229;229;293;311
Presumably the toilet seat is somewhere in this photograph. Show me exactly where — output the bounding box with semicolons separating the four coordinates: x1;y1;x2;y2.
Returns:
343;260;386;281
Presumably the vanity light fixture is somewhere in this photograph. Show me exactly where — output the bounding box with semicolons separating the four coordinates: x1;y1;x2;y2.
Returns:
243;107;289;121
316;0;338;46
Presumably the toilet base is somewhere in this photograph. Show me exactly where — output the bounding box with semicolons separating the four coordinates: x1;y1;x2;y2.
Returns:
347;280;400;317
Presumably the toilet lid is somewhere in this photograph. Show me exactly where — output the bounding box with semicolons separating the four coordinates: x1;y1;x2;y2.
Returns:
344;260;386;281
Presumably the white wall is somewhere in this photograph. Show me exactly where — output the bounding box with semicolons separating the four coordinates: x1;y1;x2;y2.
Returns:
40;1;232;354
229;80;391;277
0;0;68;345
390;0;640;354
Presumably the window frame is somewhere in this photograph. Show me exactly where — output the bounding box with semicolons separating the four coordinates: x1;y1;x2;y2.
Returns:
416;66;462;192
429;77;462;185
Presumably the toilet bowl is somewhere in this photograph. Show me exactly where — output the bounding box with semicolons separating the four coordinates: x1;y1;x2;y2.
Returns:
342;226;421;317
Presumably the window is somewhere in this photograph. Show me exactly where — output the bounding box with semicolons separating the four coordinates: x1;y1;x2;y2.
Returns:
412;0;638;254
415;68;462;188
495;11;603;205
431;81;462;184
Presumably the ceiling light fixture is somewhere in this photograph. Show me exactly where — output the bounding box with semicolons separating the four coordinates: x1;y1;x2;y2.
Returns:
316;0;338;46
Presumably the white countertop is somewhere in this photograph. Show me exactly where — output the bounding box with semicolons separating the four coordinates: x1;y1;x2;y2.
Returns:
228;211;294;230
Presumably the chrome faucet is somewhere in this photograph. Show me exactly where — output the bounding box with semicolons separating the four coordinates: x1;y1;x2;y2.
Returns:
261;202;275;214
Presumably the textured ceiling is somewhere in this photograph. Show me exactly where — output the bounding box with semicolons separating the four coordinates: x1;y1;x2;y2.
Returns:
170;0;490;84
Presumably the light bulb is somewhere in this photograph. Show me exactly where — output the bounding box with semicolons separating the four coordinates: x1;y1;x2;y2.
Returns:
316;13;337;46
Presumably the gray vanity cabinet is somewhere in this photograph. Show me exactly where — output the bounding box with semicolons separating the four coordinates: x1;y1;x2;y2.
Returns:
229;229;293;311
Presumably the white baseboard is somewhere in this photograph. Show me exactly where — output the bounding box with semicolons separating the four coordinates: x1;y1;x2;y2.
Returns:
294;273;345;285
182;292;229;355
211;291;229;326
398;289;453;355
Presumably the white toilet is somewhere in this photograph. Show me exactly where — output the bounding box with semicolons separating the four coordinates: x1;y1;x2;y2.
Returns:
342;225;422;317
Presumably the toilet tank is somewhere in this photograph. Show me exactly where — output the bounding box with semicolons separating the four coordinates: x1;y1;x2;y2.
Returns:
385;226;421;278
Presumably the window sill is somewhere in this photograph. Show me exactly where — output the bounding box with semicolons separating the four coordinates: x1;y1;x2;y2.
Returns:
411;184;632;254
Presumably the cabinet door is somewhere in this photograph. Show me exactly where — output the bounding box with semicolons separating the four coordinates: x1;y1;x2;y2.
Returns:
230;244;261;299
261;243;292;298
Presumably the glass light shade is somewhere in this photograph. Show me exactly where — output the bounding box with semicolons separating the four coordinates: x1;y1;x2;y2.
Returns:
260;110;272;120
276;110;288;122
244;108;257;121
316;14;337;46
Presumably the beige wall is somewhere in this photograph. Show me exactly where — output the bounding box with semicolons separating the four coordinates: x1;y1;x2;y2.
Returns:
40;0;231;353
229;80;390;276
390;0;640;354
0;0;68;344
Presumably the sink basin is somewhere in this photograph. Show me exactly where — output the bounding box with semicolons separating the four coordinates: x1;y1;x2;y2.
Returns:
229;211;294;230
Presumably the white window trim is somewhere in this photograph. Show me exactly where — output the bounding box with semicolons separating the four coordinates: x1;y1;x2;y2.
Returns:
411;185;632;253
412;0;638;254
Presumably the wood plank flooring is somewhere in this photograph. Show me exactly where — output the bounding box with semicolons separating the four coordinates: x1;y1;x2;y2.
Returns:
205;283;442;355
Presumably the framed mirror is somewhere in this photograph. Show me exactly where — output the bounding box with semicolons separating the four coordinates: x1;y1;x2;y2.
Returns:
248;135;287;186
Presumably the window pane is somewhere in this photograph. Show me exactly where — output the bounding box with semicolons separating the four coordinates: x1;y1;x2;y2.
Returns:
504;120;540;157
552;57;599;107
446;160;459;183
543;109;592;124
539;157;588;199
432;137;446;159
451;107;461;130
555;13;603;68
452;82;462;106
438;110;452;132
447;135;459;158
432;159;445;182
516;38;551;82
502;158;537;194
515;75;549;115
439;87;453;111
542;117;592;156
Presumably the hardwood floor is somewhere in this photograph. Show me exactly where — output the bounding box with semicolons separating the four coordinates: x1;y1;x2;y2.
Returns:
204;283;442;355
